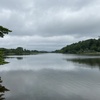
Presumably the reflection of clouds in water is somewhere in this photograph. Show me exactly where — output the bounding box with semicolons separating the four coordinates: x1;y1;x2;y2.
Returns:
1;54;100;100
0;66;76;72
0;54;77;72
1;70;100;100
0;63;76;72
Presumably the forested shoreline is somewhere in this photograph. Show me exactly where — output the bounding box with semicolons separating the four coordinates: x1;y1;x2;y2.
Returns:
0;47;48;55
54;38;100;54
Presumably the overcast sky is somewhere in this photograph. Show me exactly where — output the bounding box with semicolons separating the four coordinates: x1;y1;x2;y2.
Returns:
0;0;100;51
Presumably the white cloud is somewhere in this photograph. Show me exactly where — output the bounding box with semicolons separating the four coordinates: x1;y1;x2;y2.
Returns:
0;0;100;50
0;35;91;51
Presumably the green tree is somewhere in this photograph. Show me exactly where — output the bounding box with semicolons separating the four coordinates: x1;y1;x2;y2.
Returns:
0;26;11;99
0;26;12;37
0;77;9;100
0;26;12;64
15;47;24;55
56;38;100;54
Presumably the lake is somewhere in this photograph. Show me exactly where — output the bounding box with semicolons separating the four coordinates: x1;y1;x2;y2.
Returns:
0;53;100;100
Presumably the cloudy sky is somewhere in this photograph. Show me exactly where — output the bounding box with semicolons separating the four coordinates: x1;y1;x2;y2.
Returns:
0;0;100;51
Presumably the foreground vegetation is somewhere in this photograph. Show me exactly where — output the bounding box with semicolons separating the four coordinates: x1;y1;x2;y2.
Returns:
0;51;9;65
54;38;100;54
0;77;9;99
0;58;9;65
0;26;12;65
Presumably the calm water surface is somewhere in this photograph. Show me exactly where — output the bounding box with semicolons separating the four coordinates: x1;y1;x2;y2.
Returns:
0;53;100;100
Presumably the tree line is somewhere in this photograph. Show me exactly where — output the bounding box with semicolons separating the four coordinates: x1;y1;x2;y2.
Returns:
0;47;47;55
55;38;100;54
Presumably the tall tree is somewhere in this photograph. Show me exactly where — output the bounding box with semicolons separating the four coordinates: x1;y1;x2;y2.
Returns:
0;26;12;65
0;26;12;37
0;26;11;99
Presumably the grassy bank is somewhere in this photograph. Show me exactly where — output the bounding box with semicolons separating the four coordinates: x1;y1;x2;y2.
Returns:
0;57;9;65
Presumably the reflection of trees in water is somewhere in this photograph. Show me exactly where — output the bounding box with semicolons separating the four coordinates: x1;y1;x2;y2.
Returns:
67;58;100;69
5;56;23;60
0;77;9;100
16;57;23;60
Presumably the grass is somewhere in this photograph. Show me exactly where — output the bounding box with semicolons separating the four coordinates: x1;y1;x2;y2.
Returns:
0;58;9;65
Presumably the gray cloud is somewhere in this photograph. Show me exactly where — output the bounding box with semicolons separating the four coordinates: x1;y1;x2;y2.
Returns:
0;35;91;51
0;0;100;50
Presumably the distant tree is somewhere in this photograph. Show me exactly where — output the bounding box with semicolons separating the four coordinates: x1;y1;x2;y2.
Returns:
15;47;24;55
0;26;12;37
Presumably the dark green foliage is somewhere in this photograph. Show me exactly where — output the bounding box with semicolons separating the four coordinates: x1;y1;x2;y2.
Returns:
15;47;24;55
0;47;48;55
0;26;12;64
0;48;9;65
0;77;9;100
0;51;5;64
56;38;100;54
0;26;12;37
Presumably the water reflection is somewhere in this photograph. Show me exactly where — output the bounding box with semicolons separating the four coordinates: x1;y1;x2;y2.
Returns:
16;57;23;60
1;70;100;100
0;77;9;100
6;56;23;60
67;58;100;69
1;54;100;100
